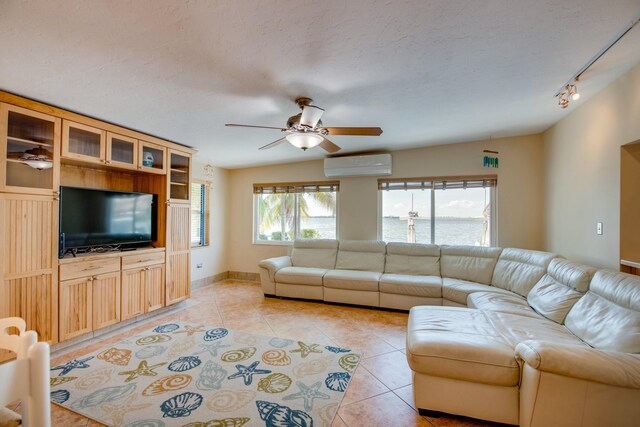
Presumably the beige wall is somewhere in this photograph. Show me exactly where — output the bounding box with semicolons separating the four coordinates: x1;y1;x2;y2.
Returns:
227;134;544;273
190;160;230;280
543;63;640;269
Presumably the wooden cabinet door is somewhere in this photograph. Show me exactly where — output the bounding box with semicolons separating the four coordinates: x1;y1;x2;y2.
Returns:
166;203;190;304
0;194;58;348
59;277;92;341
61;120;106;164
138;141;166;174
0;273;56;361
106;132;138;170
168;150;191;202
146;264;165;312
92;271;121;331
121;268;145;321
0;103;60;195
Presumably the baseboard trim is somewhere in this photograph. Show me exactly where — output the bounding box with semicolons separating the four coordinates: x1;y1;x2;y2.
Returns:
228;271;260;282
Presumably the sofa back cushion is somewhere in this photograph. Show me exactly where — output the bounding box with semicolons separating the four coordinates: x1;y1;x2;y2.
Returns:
527;259;596;324
291;239;339;269
384;242;440;276
565;270;640;353
335;240;386;272
491;248;559;297
440;245;502;284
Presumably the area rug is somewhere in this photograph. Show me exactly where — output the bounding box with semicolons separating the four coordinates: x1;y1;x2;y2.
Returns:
49;321;362;427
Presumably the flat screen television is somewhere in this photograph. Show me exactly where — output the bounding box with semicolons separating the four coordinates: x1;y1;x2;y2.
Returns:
59;186;157;257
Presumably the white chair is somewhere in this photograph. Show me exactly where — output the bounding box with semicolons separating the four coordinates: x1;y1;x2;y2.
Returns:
0;317;50;427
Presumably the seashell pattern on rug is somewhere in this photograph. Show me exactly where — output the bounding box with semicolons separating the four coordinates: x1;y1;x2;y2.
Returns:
49;321;361;426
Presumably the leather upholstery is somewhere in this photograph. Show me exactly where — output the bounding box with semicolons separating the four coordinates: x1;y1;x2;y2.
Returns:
379;274;442;297
290;239;338;269
442;277;514;305
335;240;386;272
491;248;558;297
384;242;440;275
565;270;640;353
527;259;596;324
323;269;382;291
275;266;327;286
467;292;539;318
440;245;502;284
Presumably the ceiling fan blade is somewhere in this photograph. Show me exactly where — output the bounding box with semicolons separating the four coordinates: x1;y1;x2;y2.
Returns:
321;127;383;136
258;137;287;150
300;105;324;128
319;138;341;154
226;124;287;131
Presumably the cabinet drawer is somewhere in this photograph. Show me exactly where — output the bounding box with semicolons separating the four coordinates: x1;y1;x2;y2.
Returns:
122;252;165;270
60;258;120;281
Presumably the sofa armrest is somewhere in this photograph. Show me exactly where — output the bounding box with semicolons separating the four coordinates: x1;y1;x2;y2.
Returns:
515;340;640;389
258;256;292;281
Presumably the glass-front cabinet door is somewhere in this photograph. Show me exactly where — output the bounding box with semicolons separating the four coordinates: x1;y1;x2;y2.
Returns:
0;103;60;194
106;132;137;170
138;141;166;174
62;120;105;165
169;150;190;202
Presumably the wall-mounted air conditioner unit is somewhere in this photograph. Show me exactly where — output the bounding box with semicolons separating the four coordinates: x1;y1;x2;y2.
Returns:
324;153;392;177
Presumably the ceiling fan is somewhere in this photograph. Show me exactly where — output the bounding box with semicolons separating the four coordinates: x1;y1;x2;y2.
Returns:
225;97;383;153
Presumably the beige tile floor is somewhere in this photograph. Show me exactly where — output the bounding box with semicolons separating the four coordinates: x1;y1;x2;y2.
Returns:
29;280;510;427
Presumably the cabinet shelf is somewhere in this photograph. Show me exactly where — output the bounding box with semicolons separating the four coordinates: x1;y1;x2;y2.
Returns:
7;136;52;147
170;182;188;186
170;168;188;174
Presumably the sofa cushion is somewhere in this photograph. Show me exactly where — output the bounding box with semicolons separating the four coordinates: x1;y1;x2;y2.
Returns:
323;269;382;292
379;274;442;298
527;259;596;324
491;248;558;297
440;245;503;284
384;242;440;275
335;240;386;272
275;266;328;286
290;239;338;269
467;292;539;318
407;306;521;387
442;277;514;305
565;270;640;353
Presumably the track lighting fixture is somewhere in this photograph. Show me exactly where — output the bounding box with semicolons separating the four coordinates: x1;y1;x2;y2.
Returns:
555;16;639;108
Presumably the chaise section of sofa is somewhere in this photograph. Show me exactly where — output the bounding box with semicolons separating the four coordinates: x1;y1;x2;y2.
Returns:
323;240;386;307
379;242;442;310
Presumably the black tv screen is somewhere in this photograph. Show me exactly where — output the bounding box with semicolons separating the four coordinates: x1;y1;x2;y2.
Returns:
59;187;157;255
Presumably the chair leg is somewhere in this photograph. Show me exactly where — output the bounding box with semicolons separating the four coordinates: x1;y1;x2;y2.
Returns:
418;408;443;418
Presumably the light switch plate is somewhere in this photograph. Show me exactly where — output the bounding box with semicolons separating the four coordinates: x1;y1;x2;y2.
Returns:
596;222;603;235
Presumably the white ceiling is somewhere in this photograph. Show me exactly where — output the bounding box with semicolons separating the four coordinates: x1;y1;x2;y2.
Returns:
1;1;639;168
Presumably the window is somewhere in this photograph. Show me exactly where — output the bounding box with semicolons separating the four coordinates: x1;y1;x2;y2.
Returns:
379;176;496;246
191;180;210;247
254;181;338;243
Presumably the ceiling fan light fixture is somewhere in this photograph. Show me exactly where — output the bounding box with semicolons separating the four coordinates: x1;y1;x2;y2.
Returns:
286;133;323;150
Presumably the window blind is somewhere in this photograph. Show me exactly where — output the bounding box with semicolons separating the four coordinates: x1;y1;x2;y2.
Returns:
253;181;340;195
378;175;497;191
191;181;210;246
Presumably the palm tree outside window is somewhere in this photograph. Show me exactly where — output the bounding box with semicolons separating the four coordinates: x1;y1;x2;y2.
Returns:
253;182;339;243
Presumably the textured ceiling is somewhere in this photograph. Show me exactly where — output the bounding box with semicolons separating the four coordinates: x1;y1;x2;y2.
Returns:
1;0;639;168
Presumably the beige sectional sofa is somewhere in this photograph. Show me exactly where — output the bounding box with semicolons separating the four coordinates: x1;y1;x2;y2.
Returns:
259;239;640;426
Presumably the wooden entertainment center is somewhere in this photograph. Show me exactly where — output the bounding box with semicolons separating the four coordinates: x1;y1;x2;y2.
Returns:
0;90;195;359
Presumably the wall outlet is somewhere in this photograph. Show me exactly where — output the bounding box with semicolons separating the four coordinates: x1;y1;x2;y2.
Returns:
196;262;203;268
596;222;603;235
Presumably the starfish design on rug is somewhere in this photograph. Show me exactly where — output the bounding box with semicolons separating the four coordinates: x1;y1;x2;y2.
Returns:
227;361;272;386
290;341;323;358
173;324;205;336
196;341;231;357
283;381;331;411
51;356;94;376
118;360;167;382
100;394;151;425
